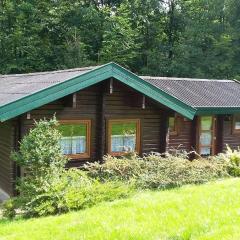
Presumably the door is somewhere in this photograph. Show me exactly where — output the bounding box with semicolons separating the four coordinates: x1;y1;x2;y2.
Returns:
197;116;216;156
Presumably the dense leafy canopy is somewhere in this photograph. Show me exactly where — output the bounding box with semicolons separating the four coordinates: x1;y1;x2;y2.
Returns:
0;0;240;79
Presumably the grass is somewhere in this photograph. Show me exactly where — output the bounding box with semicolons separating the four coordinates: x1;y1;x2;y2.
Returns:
0;178;240;240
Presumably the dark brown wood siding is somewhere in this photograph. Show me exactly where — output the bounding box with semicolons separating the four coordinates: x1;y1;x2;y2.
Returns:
19;80;168;166
166;116;193;152
223;116;240;150
0;121;15;196
20;84;102;167
104;81;166;154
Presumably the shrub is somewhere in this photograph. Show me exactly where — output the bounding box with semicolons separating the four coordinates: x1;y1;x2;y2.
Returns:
86;154;146;182
2;169;132;218
85;152;229;189
19;169;132;217
138;154;228;189
11;117;67;176
1;199;17;219
3;118;132;218
224;145;240;176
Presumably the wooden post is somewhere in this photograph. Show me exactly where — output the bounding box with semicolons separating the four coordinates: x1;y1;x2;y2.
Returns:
165;115;170;152
190;116;197;158
216;115;224;154
161;113;169;153
26;112;31;120
72;93;77;108
109;78;113;94
98;84;106;163
142;95;146;109
13;117;22;196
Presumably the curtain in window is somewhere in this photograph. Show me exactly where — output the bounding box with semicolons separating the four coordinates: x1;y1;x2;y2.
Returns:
200;147;211;155
60;136;86;154
111;135;136;152
199;132;212;145
60;137;72;155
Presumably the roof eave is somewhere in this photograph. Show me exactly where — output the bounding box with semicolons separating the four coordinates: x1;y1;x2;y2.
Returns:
196;107;240;115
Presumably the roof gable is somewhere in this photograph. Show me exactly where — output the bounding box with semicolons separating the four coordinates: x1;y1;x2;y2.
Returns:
0;63;196;121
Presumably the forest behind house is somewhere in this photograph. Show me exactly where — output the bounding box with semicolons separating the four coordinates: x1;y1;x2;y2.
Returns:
0;0;240;79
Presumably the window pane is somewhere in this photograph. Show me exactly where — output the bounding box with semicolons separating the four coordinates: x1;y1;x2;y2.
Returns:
200;147;211;155
200;132;212;145
234;115;240;130
111;122;137;153
168;117;175;132
59;123;87;154
201;116;212;130
59;124;86;137
60;137;72;155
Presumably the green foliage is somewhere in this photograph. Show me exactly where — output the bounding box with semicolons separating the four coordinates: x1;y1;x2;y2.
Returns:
224;145;240;176
18;169;132;217
1;0;240;79
5;118;131;218
86;154;144;182
100;2;140;66
86;153;229;189
138;154;228;189
1;199;16;219
11;117;67;175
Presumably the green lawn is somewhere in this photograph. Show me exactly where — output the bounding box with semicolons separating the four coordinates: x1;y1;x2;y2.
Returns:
1;178;240;240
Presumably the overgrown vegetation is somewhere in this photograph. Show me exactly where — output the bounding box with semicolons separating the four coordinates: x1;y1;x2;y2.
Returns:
2;118;131;218
86;152;229;189
2;118;240;219
224;145;240;176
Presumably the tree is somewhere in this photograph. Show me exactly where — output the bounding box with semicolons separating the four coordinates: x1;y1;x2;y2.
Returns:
1;0;240;79
100;2;140;67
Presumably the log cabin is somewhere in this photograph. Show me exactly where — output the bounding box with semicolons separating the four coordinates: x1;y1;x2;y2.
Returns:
1;62;240;198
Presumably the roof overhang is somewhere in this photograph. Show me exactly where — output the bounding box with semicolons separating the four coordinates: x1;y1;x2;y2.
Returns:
0;62;198;121
196;107;240;115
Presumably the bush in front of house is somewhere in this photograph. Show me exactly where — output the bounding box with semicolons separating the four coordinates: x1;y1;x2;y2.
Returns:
85;152;230;189
138;153;229;189
86;153;146;182
12;117;68;176
2;118;132;218
1;199;16;219
219;145;240;177
18;169;132;217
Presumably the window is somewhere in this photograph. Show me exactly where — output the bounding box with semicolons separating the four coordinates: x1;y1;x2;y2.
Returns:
168;116;178;135
198;116;215;156
233;115;240;133
108;119;140;155
58;120;91;159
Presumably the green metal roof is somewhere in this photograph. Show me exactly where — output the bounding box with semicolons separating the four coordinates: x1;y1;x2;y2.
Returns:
1;62;240;122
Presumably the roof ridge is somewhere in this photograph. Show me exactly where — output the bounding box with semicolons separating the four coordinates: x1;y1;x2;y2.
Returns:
0;66;98;78
140;76;234;82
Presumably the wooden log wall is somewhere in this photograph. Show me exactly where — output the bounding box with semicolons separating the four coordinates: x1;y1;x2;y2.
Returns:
166;116;194;153
0;121;15;196
19;79;168;166
222;116;240;150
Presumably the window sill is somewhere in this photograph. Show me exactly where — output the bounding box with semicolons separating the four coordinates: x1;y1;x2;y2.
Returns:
108;152;138;157
66;154;91;160
169;131;178;136
232;129;240;135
